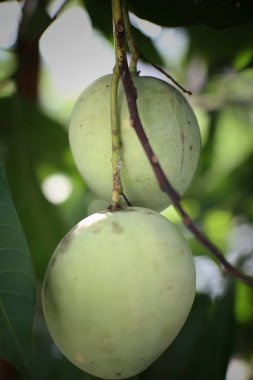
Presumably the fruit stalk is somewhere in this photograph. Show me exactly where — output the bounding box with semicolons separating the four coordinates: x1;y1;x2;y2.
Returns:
110;0;130;209
111;0;253;287
122;0;139;75
122;0;191;95
110;65;122;209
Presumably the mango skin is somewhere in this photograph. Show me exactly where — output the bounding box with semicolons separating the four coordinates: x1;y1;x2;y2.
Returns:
42;207;196;379
69;75;201;211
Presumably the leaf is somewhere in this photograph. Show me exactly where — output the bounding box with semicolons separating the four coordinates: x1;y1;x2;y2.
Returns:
0;164;36;379
0;97;69;171
139;295;211;380
0;97;71;279
83;0;253;30
83;0;163;65
139;283;235;380
128;0;253;30
132;26;163;66
84;0;113;39
186;23;253;70
192;282;235;380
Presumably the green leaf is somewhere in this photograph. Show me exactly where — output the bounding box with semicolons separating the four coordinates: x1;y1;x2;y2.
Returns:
0;97;71;278
0;164;36;379
140;283;235;380
83;0;163;65
132;26;163;66
0;97;69;171
193;282;235;380
186;23;253;70
139;295;211;380
84;0;113;39
128;0;253;30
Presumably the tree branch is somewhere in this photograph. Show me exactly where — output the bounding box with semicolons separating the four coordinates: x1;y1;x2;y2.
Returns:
140;53;192;95
112;2;253;288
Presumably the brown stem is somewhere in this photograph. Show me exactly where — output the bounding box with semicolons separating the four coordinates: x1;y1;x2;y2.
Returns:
1;0;69;93
113;16;253;288
140;53;192;95
122;0;140;74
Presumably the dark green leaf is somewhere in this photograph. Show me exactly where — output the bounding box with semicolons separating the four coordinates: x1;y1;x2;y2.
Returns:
32;311;96;380
200;153;253;221
0;97;69;170
186;23;253;70
132;26;163;66
128;0;253;30
83;0;163;65
84;0;113;39
0;97;70;278
193;282;235;380
17;1;52;43
0;164;35;379
139;295;211;380
139;283;235;380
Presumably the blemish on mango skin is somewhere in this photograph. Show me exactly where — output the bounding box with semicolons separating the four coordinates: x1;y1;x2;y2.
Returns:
50;256;57;268
75;354;86;364
90;225;102;234
112;222;124;234
58;230;74;254
43;279;49;299
143;209;157;216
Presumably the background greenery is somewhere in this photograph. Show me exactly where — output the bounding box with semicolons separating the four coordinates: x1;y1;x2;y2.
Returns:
0;0;253;379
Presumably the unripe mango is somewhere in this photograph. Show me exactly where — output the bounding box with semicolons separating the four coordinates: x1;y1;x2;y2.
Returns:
69;75;201;211
42;207;195;379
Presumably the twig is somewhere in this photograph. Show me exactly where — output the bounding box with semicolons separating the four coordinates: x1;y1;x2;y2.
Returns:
110;66;123;209
121;1;192;95
112;1;253;288
0;0;70;91
140;53;192;95
122;0;139;74
50;0;69;21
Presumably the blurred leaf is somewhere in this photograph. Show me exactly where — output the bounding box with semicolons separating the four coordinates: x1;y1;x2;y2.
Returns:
83;0;253;73
34;313;101;380
197;69;253;110
83;0;113;39
203;208;233;251
235;282;253;324
186;23;253;70
202;153;253;221
139;295;211;380
140;282;235;380
84;0;163;65
0;164;35;379
234;49;253;70
0;49;17;82
17;1;51;43
132;27;163;66
198;111;219;174
192;281;235;380
0;97;70;278
0;97;70;170
128;0;253;29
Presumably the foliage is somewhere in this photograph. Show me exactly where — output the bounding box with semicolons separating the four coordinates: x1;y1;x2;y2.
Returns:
0;165;35;379
0;0;253;379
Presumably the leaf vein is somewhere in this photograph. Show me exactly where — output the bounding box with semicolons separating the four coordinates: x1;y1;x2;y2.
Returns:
0;290;33;301
0;269;34;281
0;298;31;374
